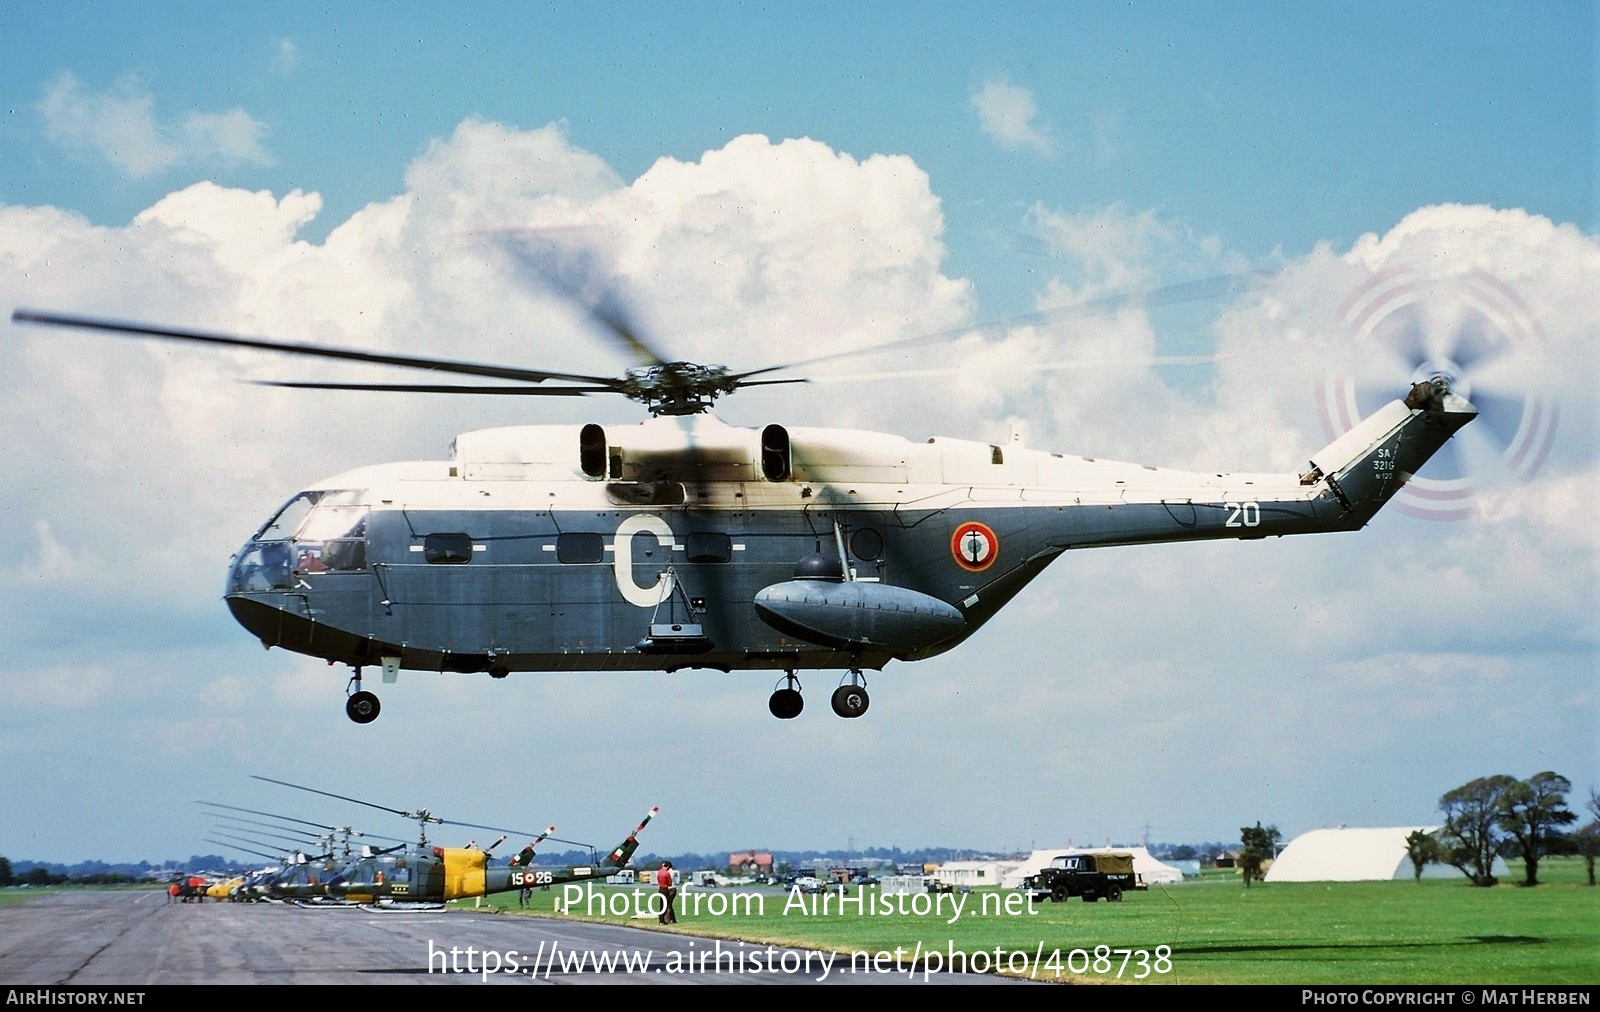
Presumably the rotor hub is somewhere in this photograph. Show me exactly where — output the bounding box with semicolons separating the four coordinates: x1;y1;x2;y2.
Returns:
1409;359;1468;402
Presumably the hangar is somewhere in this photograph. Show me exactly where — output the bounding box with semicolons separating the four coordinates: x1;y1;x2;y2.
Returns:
1263;826;1510;882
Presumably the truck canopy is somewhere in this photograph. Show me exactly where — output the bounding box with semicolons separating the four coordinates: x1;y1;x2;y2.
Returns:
1051;852;1135;875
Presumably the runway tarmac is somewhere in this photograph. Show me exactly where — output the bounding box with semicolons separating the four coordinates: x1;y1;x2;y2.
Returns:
0;889;1036;986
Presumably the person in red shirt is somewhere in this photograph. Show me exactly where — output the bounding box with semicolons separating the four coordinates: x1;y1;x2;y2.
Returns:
655;861;677;924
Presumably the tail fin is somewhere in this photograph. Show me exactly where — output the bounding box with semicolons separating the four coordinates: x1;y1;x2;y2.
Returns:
604;806;660;868
1306;379;1476;525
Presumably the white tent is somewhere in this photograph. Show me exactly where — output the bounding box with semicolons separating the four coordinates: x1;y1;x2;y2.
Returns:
1002;847;1186;888
1264;826;1510;882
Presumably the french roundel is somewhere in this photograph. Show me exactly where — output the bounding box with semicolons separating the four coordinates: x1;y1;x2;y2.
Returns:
950;521;999;572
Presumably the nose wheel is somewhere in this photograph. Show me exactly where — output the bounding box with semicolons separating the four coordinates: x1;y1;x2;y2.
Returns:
345;670;381;724
768;672;803;719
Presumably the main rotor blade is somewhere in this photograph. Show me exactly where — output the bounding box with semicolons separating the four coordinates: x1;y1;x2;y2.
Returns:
804;353;1227;384
11;309;619;388
250;381;616;395
486;228;671;368
760;269;1276;378
251;775;546;840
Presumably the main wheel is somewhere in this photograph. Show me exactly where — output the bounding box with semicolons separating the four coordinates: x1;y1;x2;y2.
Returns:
830;685;870;718
768;688;803;719
346;690;381;724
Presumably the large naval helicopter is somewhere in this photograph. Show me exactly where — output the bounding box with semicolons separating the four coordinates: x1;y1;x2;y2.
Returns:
10;275;1479;723
246;777;659;909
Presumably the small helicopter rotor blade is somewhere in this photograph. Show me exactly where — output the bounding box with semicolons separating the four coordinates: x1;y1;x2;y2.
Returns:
437;815;554;840
214;820;321;846
542;834;595;848
197;800;336;832
11;309;620;388
250;775;421;821
212;815;321;839
204;838;285;863
210;830;300;857
252;775;549;841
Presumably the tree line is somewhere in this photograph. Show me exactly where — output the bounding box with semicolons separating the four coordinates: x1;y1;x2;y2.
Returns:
1423;772;1595;886
1240;772;1598;887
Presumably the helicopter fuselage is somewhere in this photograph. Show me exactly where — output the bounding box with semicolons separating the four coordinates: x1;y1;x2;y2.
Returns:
224;389;1473;720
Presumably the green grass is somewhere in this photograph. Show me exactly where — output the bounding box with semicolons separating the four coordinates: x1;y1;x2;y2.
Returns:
460;858;1599;984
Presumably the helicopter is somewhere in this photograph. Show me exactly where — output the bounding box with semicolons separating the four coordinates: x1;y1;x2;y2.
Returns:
9;271;1479;723
247;776;659;909
199;799;413;902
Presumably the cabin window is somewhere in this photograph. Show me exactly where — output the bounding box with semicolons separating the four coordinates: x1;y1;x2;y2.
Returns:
556;532;605;564
685;532;732;563
424;533;474;565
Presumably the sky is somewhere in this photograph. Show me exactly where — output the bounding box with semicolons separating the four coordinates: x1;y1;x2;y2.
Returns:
0;2;1595;867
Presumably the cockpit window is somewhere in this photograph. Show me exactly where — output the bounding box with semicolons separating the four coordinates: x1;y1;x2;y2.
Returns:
299;506;368;543
256;491;321;541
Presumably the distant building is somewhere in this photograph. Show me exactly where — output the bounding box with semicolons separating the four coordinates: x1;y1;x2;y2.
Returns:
727;850;773;875
927;859;1017;889
1265;826;1510;882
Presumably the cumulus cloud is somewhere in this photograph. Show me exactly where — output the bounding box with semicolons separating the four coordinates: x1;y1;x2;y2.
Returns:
970;79;1053;155
36;72;272;178
0;121;1592;856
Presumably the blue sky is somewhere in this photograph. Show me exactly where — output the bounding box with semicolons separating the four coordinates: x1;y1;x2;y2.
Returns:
0;2;1595;866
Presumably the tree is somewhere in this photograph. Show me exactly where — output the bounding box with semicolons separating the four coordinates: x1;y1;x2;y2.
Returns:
1574;822;1600;887
1404;830;1439;883
1497;771;1578;887
1438;774;1518;886
1575;788;1600;888
1238;822;1280;887
0;856;12;887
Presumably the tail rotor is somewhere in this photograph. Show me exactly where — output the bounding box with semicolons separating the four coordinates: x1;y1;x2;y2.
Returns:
1317;266;1558;520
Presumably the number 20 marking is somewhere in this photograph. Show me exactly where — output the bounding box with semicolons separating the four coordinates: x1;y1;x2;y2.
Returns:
1225;501;1261;527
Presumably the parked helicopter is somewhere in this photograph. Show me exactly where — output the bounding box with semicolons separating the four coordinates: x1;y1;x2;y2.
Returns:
198;799;415;902
10;274;1479;723
248;776;659;908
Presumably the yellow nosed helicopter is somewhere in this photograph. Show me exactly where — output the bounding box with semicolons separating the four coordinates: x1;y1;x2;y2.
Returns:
245;776;658;909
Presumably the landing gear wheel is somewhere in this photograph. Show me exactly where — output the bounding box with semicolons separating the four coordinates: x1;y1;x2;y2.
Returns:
830;685;870;718
769;671;803;719
768;688;803;719
346;691;381;724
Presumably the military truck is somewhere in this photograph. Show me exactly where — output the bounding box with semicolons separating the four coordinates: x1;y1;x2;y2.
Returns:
1021;852;1142;903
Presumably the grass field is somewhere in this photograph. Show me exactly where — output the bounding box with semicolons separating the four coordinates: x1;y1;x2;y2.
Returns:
464;858;1599;985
